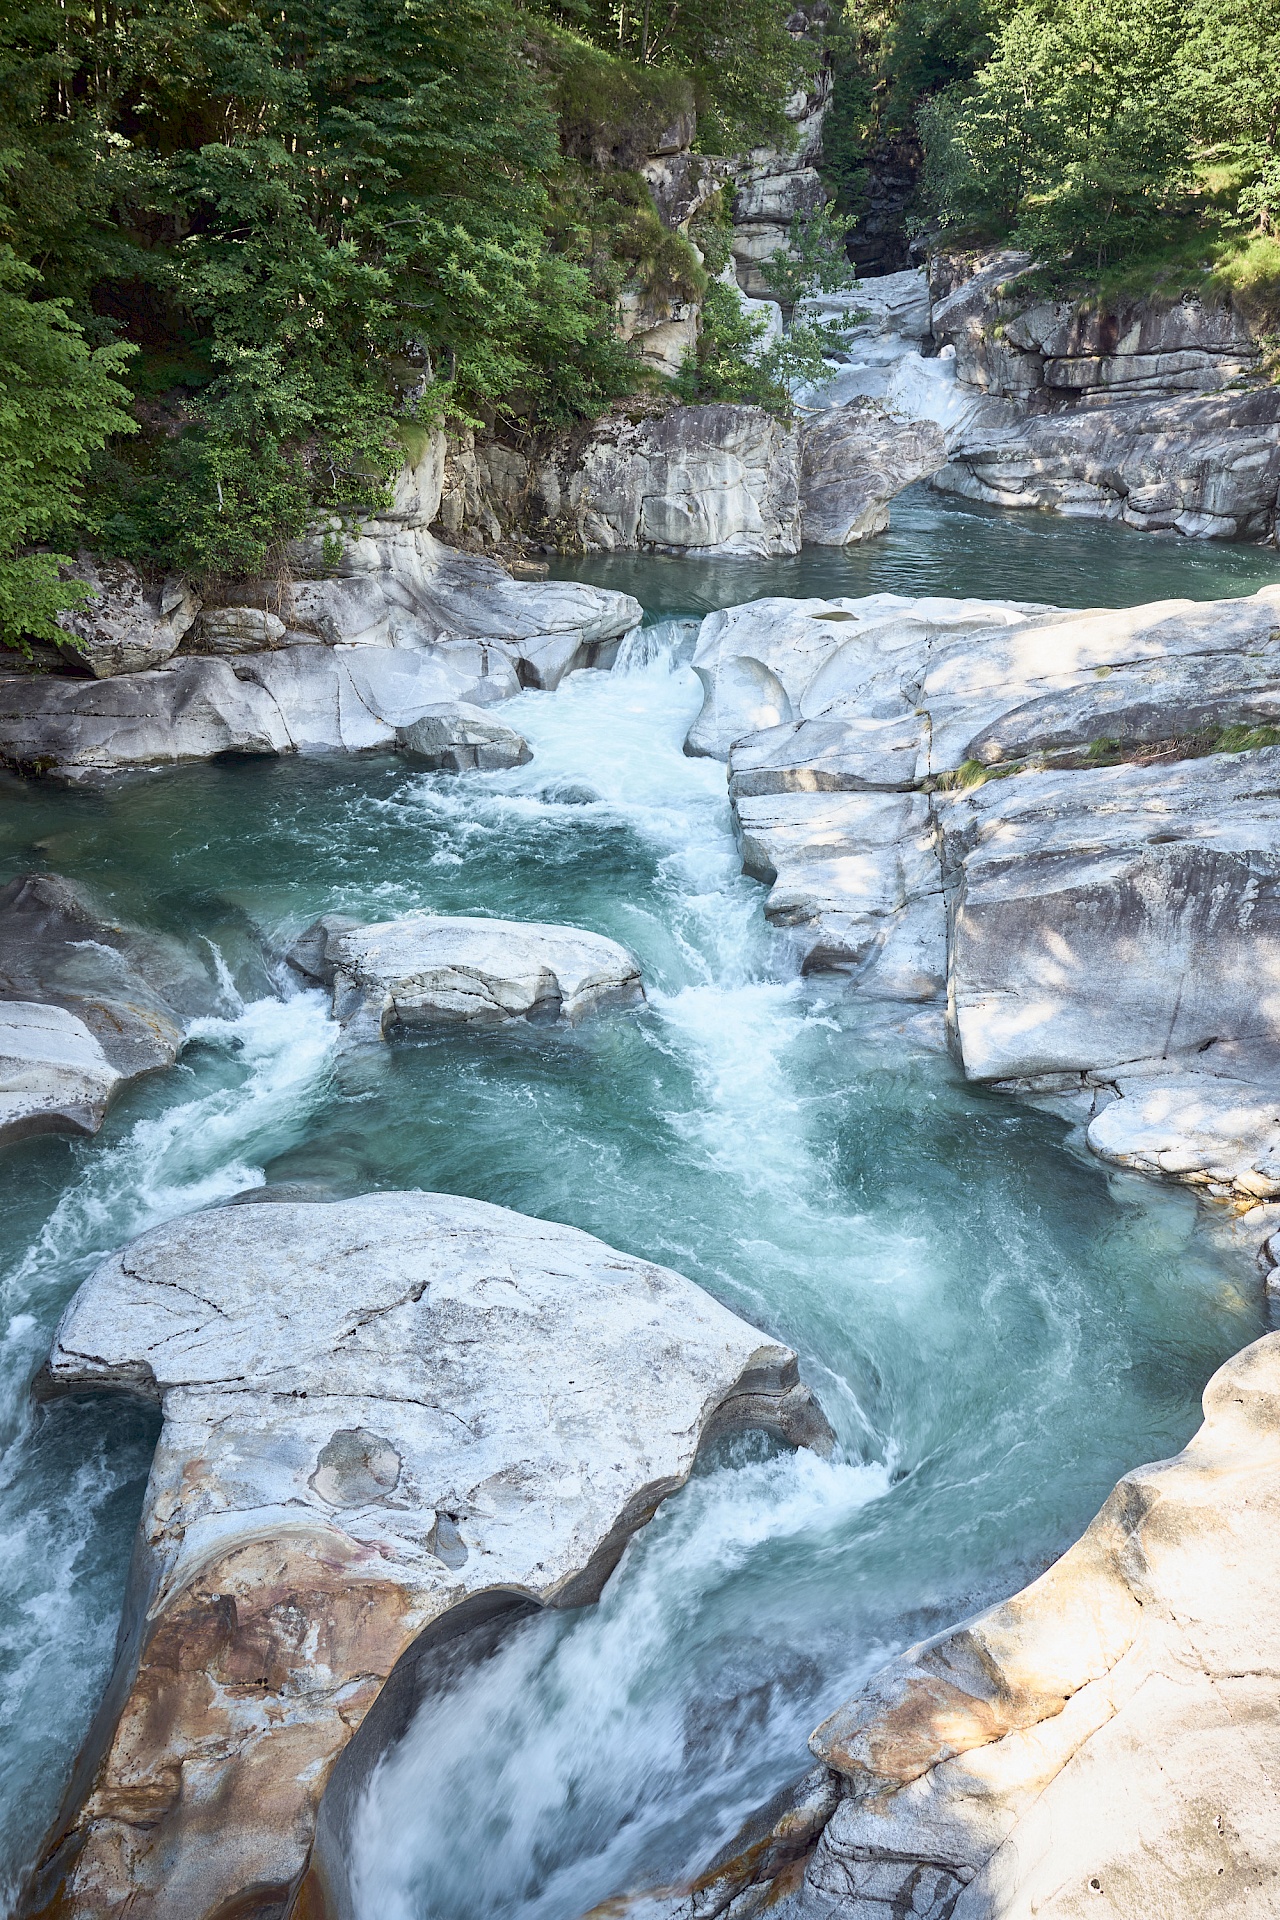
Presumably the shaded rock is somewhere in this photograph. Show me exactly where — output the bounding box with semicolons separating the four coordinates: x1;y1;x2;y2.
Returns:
799;404;946;545
937;385;1280;541
0;655;293;777
0;643;519;778
189;605;286;653
735;790;945;994
397;703;531;772
0;872;220;1079
55;556;199;678
288;911;644;1035
0;1001;122;1146
685;656;793;760
569;406;803;558
26;1191;832;1920
799;1330;1280;1920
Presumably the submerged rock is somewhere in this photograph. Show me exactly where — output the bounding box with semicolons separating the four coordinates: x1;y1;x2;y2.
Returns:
288;911;644;1036
397;702;531;771
0;1000;122;1146
0;872;222;1100
26;1191;832;1919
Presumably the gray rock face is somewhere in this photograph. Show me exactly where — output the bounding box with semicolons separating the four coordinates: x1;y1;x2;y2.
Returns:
0;872;219;1080
944;750;1280;1083
27;1191;832;1920
799;404;947;545
574;406;803;557
937;384;1280;540
397;703;531;771
0;1000;122;1146
55;556;200;678
686;656;794;760
288;911;645;1036
701;583;1280;1221
923;258;1280;540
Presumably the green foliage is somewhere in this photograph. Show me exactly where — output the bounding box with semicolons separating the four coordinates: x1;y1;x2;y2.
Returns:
760;207;862;306
914;0;1280;276
689;190;736;278
819;0;996;228
543;0;815;152
550;165;706;306
672;278;852;413
0;247;135;652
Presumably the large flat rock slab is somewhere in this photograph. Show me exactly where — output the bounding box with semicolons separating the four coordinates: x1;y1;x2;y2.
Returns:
26;1192;831;1920
288;911;644;1036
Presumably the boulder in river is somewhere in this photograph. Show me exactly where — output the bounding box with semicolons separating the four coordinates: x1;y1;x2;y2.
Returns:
799;403;946;546
397;702;532;771
0;1000;122;1146
288;911;644;1036
0;872;222;1092
24;1191;832;1920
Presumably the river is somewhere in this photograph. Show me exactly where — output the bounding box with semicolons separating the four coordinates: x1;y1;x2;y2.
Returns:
0;487;1277;1914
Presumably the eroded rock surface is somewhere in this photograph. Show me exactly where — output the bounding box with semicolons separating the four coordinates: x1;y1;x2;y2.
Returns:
55;557;200;678
0;874;224;1139
598;1332;1280;1920
799;404;946;545
25;1191;831;1920
0;1000;122;1146
288;911;644;1035
693;581;1280;1220
0;438;640;777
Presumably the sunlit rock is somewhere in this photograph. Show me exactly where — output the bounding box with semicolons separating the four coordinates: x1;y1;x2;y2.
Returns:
942;749;1280;1083
1087;1073;1280;1202
288;911;644;1036
799;1330;1280;1919
685;655;793;760
25;1191;833;1920
0;1000;121;1146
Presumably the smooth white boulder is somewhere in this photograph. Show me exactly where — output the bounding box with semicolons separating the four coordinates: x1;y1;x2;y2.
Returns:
29;1191;832;1920
685;656;794;760
799;404;946;545
0;1001;121;1145
288;912;644;1036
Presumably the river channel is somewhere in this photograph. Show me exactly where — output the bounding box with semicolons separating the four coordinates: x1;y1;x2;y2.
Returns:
1;487;1277;1914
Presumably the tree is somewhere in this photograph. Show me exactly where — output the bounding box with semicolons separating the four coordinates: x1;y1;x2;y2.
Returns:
0;248;135;651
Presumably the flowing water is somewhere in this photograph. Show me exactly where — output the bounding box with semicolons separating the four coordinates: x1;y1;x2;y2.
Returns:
0;492;1277;1915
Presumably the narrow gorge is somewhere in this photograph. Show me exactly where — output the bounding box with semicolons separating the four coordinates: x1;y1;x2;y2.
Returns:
3;1;1280;1911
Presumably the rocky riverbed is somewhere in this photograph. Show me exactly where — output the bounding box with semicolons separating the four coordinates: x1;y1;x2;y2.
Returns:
1;512;1279;1920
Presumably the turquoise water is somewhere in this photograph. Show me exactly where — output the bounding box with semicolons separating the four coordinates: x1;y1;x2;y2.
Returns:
0;500;1274;1915
549;480;1280;615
